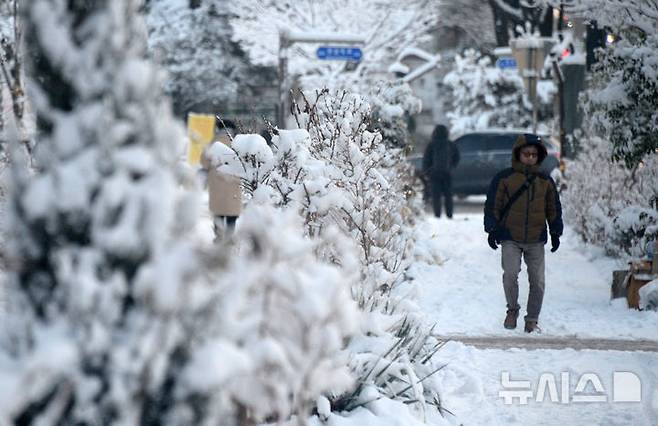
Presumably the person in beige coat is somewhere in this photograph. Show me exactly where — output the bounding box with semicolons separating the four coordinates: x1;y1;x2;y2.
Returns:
200;124;242;240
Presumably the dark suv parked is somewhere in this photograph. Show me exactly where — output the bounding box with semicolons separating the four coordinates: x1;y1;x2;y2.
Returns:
407;131;561;197
451;131;560;196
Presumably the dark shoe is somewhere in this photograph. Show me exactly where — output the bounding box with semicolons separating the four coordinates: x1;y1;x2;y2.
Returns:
504;309;519;329
524;320;540;333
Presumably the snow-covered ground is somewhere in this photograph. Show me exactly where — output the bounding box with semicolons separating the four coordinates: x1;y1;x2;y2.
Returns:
392;203;658;425
6;190;656;425
434;342;658;425
407;209;658;340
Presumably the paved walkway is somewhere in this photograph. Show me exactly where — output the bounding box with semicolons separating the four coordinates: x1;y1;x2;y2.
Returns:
437;335;658;352
409;211;658;341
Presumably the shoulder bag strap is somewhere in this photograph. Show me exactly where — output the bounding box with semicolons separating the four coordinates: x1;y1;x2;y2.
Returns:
497;175;537;228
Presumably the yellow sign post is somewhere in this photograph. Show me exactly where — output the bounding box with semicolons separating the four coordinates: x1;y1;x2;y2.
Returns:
187;113;216;165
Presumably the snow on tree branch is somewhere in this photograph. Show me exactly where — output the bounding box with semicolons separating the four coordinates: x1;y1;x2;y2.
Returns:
229;0;438;88
565;0;658;36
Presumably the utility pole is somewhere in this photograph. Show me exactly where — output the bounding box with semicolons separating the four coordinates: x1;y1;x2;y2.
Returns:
554;1;566;157
277;30;366;128
277;31;290;129
528;46;539;133
552;60;565;156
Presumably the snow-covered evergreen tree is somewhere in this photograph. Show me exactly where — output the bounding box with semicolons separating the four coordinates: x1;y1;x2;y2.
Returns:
1;0;202;422
146;0;275;117
575;0;658;168
367;81;423;148
563;0;657;258
437;0;496;49
1;2;361;424
442;49;553;136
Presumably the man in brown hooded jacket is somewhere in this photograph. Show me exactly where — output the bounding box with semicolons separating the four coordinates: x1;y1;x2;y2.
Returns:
484;134;563;333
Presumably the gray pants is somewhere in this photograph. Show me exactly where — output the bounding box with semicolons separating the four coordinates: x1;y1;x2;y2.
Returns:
501;241;545;322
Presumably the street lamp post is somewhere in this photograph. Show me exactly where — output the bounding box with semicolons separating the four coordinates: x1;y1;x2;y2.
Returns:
511;37;554;134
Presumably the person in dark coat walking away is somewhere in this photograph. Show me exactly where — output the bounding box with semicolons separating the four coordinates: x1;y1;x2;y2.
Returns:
422;124;460;218
484;134;563;333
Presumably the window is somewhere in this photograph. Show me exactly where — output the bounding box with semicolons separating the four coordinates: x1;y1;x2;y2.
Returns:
455;134;488;152
488;134;518;151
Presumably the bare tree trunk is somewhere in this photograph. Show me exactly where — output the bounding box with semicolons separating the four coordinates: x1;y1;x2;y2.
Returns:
0;0;30;160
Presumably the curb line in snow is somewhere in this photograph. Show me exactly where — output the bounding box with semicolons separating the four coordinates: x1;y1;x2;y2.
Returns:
437;335;658;352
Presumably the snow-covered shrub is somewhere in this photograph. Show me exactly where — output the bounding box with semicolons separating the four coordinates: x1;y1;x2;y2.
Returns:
563;134;658;258
639;279;658;311
581;33;658;168
299;76;423;148
213;90;417;310
564;2;658;258
333;316;449;422
367;81;422;148
190;205;360;424
203;88;446;419
442;49;553;136
609;206;658;258
208;91;447;420
292;89;417;310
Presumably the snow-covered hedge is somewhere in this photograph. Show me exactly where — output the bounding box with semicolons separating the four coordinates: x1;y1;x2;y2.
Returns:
206;89;447;420
216;89;417;311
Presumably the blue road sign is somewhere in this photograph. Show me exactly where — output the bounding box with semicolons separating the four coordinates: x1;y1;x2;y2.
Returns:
496;57;517;69
317;46;363;61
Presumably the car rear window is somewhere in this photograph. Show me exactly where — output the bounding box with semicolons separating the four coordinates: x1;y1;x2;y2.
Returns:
488;135;517;151
456;133;551;153
456;133;517;152
455;134;488;152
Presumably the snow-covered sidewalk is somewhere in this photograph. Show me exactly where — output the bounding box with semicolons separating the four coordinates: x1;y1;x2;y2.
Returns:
399;206;658;425
433;341;658;426
407;211;658;340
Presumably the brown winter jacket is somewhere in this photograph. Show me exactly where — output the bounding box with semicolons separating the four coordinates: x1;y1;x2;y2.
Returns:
484;135;563;244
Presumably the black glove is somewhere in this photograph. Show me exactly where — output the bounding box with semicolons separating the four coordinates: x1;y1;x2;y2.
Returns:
488;233;498;250
550;234;560;252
